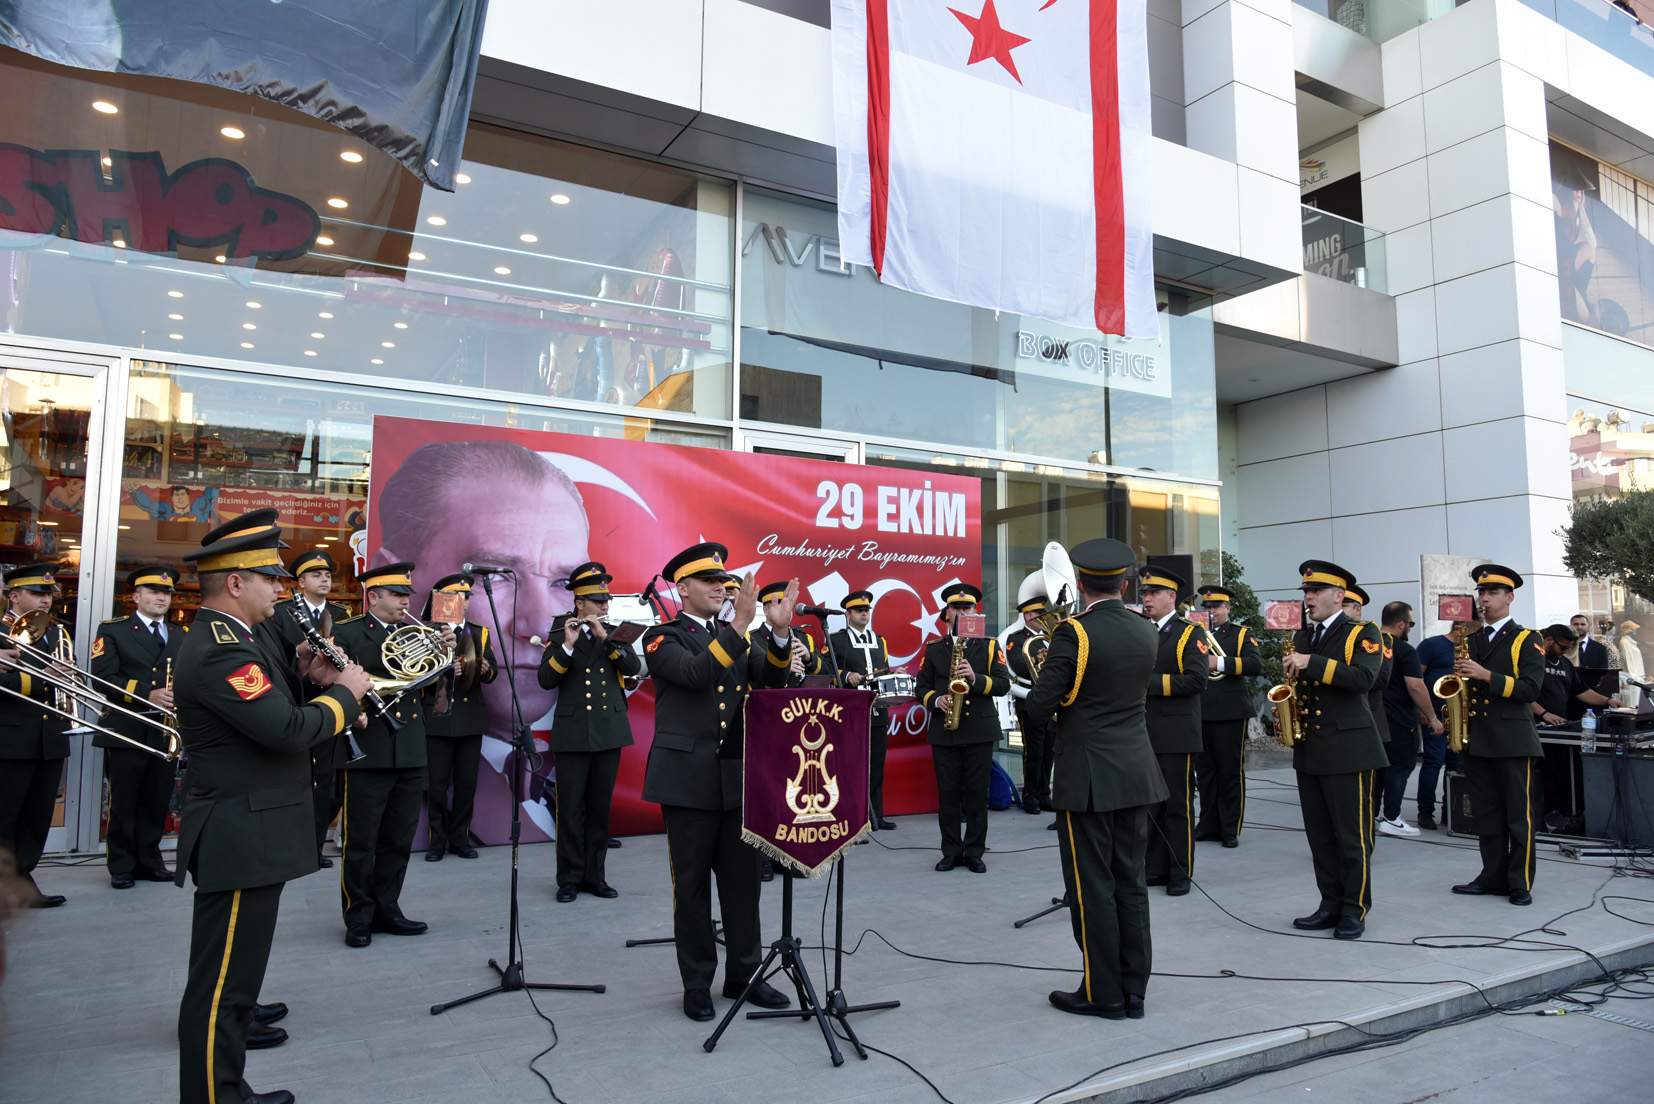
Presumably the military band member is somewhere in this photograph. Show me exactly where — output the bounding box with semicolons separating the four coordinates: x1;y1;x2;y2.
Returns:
1139;568;1207;896
1026;539;1165;1019
1451;565;1544;906
753;581;820;687
538;562;638;900
1342;584;1395;749
0;563;70;908
639;543;794;1022
830;590;896;830
1193;585;1259;848
173;509;371;1104
1284;560;1387;940
263;549;353;868
423;574;497;862
914;583;1011;873
332;562;449;947
91;565;187;889
1006;587;1056;815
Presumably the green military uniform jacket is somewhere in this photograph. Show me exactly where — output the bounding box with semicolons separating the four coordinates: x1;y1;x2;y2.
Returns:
830;627;891;687
1289;613;1388;776
1366;628;1395;743
0;620;70;761
1202;620;1260;721
330;614;428;769
90;614;188;754
749;623;821;688
639;614;793;811
1145;615;1209;753
1005;627;1047;704
426;621;498;738
172;609;360;891
914;635;1011;746
1465;620;1544;758
262;597;351;655
1025;599;1168;813
538;614;639;752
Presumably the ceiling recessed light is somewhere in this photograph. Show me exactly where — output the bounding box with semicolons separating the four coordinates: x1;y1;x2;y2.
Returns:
550;193;570;205
519;233;538;243
393;322;408;329
168;333;183;340
242;322;257;330
304;350;318;357
327;198;348;209
100;156;112;167
454;172;471;184
221;126;245;140
318;312;333;319
112;239;126;249
407;251;426;261
381;341;395;348
494;266;511;275
240;342;254;349
340;150;364;163
245;301;261;309
92;100;118;114
215;255;227;263
311;332;325;339
371;358;384;365
168;313;182;321
315;236;334;247
426;215;446;226
167;290;183;298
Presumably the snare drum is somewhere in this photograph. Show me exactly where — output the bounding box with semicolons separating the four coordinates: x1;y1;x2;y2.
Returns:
872;672;916;708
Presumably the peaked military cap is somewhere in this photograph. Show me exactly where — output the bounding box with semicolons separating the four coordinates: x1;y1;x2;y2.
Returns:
1196;585;1234;605
358;561;415;595
844;590;874;610
1070;538;1135;579
430;573;472;594
1298;559;1355;592
565;562;613;599
1342;582;1371;607
1017;594;1048;613
723;576;741;592
128;565;179;591
1470;563;1523;590
3;562;61;592
185;508;291;576
758;581;790;603
664;542;732;585
289;548;336;577
1138;565;1186;593
942;582;983;607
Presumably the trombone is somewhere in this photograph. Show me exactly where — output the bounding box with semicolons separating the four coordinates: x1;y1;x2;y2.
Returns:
0;611;181;761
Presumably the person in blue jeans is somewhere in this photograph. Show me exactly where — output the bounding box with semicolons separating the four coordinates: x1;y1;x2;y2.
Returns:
1414;617;1476;829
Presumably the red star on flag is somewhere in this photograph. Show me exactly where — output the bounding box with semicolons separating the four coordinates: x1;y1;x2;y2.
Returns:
949;0;1032;85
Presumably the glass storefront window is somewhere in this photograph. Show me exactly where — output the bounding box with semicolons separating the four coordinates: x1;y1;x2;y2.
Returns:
740;188;1218;480
0;51;734;419
112;361;728;618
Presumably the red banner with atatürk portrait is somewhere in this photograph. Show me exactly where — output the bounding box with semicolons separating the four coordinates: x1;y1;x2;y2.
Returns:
742;688;872;876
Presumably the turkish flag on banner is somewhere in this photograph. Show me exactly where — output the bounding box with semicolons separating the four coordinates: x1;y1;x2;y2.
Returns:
832;0;1156;338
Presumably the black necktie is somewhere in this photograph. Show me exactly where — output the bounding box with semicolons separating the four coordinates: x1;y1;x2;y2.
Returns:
1311;623;1325;650
150;621;164;647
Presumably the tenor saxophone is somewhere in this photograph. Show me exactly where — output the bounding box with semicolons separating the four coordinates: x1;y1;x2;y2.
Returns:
1268;636;1303;748
944;632;969;731
1433;623;1471;753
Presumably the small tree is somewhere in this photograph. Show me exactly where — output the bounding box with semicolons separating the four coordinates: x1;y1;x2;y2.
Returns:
1562;492;1654;604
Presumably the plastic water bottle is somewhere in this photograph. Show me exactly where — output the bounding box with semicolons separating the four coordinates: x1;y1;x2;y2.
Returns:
1581;709;1597;755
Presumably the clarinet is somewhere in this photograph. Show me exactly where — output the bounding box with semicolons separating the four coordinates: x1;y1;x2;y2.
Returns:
288;605;396;758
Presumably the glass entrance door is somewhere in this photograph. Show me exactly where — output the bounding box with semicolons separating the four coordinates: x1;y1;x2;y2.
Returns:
736;428;861;464
1;347;120;855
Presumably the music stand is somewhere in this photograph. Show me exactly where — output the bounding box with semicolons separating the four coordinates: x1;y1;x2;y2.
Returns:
431;571;605;1014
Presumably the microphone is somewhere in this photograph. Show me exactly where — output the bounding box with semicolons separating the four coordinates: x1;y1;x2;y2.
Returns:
461;563;514;576
1620;674;1654;692
795;603;843;618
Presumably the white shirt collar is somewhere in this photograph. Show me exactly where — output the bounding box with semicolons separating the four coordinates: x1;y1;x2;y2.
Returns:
1312;610;1343;632
210;609;253;635
135;611;161;631
1154;611;1176;630
1485;615;1513;637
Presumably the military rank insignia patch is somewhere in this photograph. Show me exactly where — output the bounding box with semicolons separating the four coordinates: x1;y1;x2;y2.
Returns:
227;662;272;701
1196;638;1209;654
1361;639;1380;654
211;622;240;645
646;636;664;654
91;637;106;659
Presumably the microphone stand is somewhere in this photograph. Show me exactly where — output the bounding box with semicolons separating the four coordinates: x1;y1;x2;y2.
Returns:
431;571;605;1014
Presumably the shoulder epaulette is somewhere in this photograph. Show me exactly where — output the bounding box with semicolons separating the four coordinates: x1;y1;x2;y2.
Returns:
210;621;240;645
100;614;131;624
335;613;366;625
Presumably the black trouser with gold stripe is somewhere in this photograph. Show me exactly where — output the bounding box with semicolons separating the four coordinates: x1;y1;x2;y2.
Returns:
1297;770;1374;919
1016;707;1056;806
311;738;343;859
554;746;621;887
426;734;483;854
1195;720;1247;840
178;881;283;1104
1057;806;1151;1006
660;803;763;991
1146;752;1195;886
932;740;995;859
340;766;423;929
104;746;174;876
1465;754;1540;894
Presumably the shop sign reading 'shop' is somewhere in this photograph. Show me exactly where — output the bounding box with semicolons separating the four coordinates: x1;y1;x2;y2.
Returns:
0;144;319;261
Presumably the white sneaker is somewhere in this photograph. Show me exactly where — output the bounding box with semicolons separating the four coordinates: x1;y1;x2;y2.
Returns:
1377;816;1421;837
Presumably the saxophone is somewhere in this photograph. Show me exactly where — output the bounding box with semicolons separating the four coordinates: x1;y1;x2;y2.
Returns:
944;632;969;731
1433;622;1471;753
1268;636;1303;748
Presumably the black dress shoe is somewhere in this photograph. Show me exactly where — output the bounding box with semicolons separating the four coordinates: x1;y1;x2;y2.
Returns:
1048;988;1127;1019
683;988;715;1022
726;979;790;1008
1334;916;1365;940
607;837;622;848
1452;882;1506;896
582;881;619;899
1145;874;1168;887
556;884;578;903
963;856;986;873
1125;995;1145;1019
760;860;774;882
1166;880;1190;897
246;1021;288;1049
425;848;444;862
318;856;334;868
138;866;174;881
370;916;428;936
247;1091;296;1104
1292;909;1338;930
345;925;372;948
450;845;478;859
1509;890;1533;906
111;872;135;890
1193;830;1218;842
1221;837;1239;849
253;1001;289;1025
875;818;897;830
935;856;958;872
1417;813;1438;831
1022;797;1041;814
1047;820;1058;830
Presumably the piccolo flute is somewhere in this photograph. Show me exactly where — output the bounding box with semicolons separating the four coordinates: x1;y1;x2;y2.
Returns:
287;605;389;759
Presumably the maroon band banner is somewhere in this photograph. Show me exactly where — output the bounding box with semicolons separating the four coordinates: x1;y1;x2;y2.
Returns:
743;688;872;876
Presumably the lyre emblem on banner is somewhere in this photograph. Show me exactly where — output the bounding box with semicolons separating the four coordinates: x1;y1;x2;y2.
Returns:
784;715;839;824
